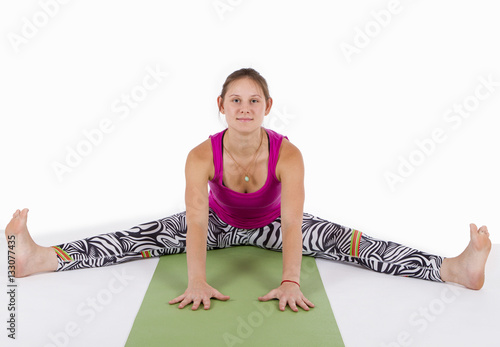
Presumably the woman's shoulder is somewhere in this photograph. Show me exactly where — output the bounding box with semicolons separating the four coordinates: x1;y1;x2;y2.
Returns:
185;138;215;181
280;137;302;159
262;126;298;157
187;138;212;163
280;138;302;162
276;136;303;181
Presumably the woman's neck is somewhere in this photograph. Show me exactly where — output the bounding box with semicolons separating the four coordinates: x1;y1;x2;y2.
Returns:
224;127;265;158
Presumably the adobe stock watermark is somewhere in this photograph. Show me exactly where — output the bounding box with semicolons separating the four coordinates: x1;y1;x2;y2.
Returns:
51;64;169;182
222;301;274;346
340;0;403;64
212;0;243;21
43;268;135;347
263;107;296;133
379;285;461;347
384;74;499;192
7;0;72;53
222;258;316;346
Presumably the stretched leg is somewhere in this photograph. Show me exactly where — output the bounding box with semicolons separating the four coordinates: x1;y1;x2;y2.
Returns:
53;211;189;271
300;213;444;281
54;208;252;271
4;208;252;276
246;213;491;289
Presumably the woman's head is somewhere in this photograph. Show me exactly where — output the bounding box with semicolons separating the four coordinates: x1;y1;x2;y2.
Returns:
219;68;271;104
217;68;273;131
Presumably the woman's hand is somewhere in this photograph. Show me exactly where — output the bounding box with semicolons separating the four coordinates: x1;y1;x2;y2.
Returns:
169;280;230;310
258;282;315;312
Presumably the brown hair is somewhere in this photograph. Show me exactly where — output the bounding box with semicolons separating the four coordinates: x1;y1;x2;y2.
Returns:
219;68;271;103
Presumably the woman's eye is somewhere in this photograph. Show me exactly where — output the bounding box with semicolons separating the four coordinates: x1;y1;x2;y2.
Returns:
233;99;239;103
251;99;258;103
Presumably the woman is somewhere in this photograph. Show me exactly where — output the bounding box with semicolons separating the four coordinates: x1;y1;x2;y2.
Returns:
5;68;492;312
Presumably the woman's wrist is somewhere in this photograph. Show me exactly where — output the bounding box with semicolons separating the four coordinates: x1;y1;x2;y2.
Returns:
188;278;208;288
281;279;300;287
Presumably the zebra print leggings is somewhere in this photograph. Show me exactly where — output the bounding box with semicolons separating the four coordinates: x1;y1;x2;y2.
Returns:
52;209;444;282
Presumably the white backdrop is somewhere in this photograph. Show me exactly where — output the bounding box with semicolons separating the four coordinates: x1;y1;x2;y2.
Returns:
1;0;499;260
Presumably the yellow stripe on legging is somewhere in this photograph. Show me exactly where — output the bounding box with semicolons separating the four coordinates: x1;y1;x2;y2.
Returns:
350;230;362;257
51;246;73;262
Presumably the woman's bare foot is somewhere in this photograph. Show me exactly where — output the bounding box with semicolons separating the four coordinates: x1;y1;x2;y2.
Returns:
440;223;492;290
5;208;58;277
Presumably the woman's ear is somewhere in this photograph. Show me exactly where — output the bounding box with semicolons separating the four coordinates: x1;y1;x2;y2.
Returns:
264;97;273;116
217;95;224;114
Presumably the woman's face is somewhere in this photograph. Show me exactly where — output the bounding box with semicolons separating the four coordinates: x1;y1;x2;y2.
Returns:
218;77;272;133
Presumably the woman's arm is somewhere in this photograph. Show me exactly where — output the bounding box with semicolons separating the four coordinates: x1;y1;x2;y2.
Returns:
280;140;305;284
258;139;314;311
185;145;210;285
169;141;229;310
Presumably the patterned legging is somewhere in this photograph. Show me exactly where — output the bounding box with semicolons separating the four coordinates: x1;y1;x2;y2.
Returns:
52;209;444;282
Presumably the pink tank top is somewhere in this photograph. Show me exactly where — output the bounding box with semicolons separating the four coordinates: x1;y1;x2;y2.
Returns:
208;128;287;229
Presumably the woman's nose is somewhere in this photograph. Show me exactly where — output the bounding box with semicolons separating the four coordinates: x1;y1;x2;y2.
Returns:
239;102;251;113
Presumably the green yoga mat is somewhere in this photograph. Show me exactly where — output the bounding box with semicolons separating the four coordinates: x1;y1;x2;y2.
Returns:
126;246;344;347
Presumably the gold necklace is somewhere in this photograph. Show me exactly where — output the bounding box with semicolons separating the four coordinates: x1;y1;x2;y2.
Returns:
223;129;264;182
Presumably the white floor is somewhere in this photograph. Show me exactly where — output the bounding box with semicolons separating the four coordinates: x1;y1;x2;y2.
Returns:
1;230;498;347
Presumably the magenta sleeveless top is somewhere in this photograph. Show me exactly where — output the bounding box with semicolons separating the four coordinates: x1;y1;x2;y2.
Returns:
208;128;287;229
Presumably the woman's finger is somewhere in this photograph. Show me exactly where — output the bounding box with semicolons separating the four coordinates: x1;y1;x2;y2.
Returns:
288;299;299;312
296;298;310;311
178;296;194;309
258;289;277;302
168;294;185;305
213;290;230;301
279;297;288;311
302;296;315;308
202;296;211;310
191;297;202;311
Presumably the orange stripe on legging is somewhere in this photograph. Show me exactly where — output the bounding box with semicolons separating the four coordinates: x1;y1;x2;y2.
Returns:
51;246;73;261
350;230;362;257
